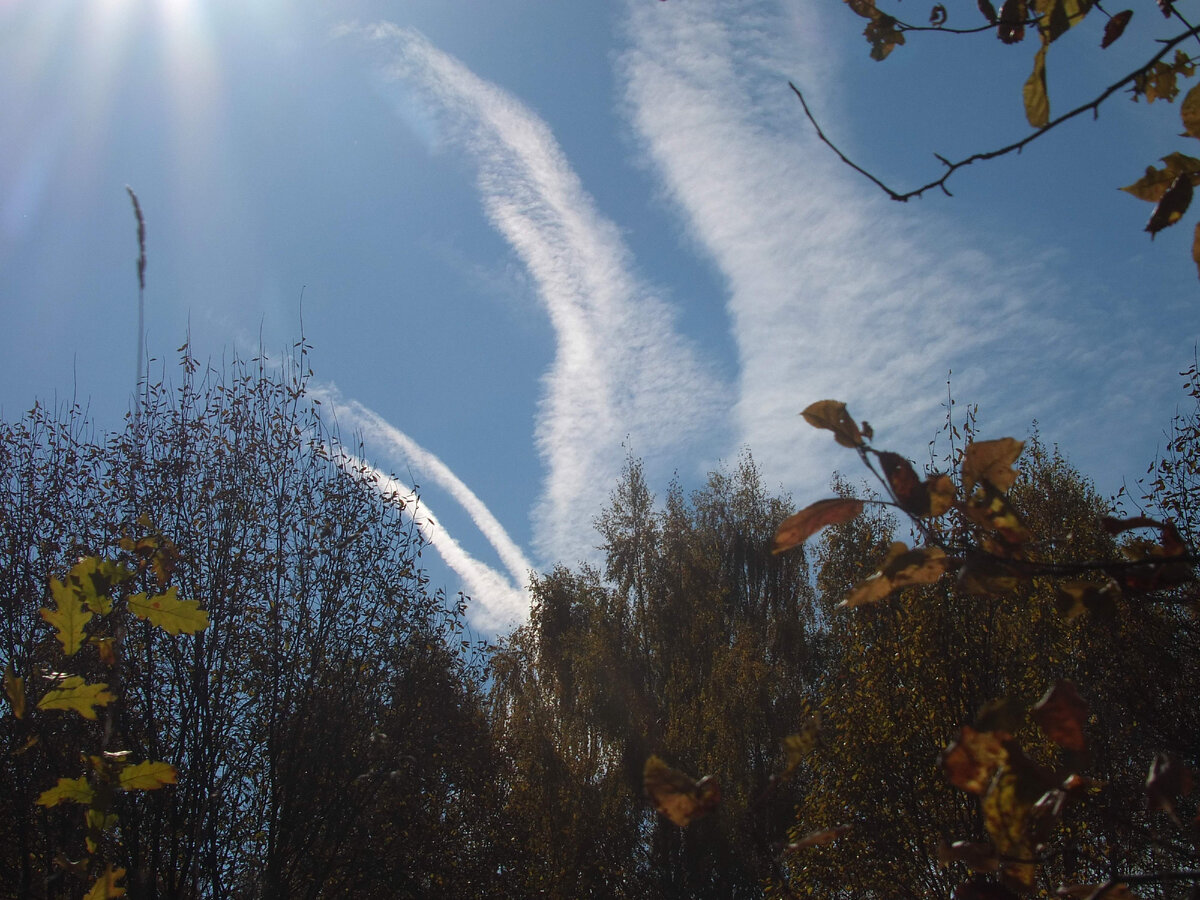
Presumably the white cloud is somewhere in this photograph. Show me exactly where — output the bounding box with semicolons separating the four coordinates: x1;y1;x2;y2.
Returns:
350;23;730;566
618;0;1086;496
331;445;530;632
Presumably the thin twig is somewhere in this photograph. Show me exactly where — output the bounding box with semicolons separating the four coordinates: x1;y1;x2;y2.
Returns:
790;24;1200;202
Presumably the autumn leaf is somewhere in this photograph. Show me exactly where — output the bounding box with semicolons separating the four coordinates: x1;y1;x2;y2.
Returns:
978;0;998;22
1054;579;1120;622
37;676;115;720
841;543;949;608
1101;9;1132;47
41;578;93;656
997;0;1026;42
983;765;1039;891
1193;222;1200;280
1187;82;1200;140
1024;43;1050;128
1057;884;1139;900
83;866;127;900
783;713;821;777
4;663;25;719
936;838;1000;873
787;824;851;850
118;760;178;791
865;13;906;60
37;776;95;807
930;4;948;26
772;498;864;553
964;486;1032;554
1146;752;1193;823
1121;153;1200;202
942;725;1010;794
802;400;865;448
644;755;721;826
953;877;1020;899
1146;173;1193;239
879;452;927;515
963;438;1024;493
1101;515;1186;555
1032;681;1088;752
128;587;210;636
958;551;1023;596
66;557;130;614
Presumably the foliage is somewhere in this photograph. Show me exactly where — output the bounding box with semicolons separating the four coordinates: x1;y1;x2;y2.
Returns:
762;398;1200;898
0;345;511;898
797;0;1200;276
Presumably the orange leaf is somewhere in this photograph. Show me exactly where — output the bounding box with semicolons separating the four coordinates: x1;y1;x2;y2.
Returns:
772;498;864;554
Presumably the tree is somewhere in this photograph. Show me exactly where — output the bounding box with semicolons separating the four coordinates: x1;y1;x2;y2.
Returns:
792;0;1200;275
489;453;820;897
769;399;1200;898
0;343;512;898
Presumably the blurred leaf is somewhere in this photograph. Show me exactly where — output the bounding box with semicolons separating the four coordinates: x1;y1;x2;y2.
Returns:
783;713;822;777
1024;43;1050;127
4;663;25;719
1054;579;1120;622
1101;9;1132;47
37;676;114;720
1194;222;1200;280
787;823;851;850
880;452;930;515
128;587;210;636
1102;515;1186;555
1146;173;1193;239
1032;0;1093;43
1057;884;1139;900
118;760;178;791
83;866;127;900
66;557;130;614
1032;681;1088;751
1146;752;1193;822
965;485;1032;554
845;0;878;19
958;552;1023;596
997;0;1027;42
36;776;95;807
1120;153;1200;202
983;765;1038;891
954;879;1021;899
975;697;1027;734
92;637;117;667
942;725;1010;794
978;0;998;22
802;400;865;448
963;438;1024;493
841;543;948;608
644;755;721;826
773;498;864;554
41;579;93;656
937;838;1000;873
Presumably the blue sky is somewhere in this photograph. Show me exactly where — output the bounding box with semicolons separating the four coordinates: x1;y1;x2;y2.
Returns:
3;0;1197;632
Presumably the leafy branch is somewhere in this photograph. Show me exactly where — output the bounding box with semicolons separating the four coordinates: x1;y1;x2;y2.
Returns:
790;25;1200;203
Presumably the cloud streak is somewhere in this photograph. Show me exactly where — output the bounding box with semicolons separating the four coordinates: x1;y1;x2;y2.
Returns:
351;23;730;567
617;0;1104;495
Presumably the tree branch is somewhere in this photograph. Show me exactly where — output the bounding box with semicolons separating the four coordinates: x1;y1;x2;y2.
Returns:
790;24;1200;202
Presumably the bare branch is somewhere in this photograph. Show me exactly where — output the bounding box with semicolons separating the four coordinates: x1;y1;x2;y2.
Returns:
790;24;1200;202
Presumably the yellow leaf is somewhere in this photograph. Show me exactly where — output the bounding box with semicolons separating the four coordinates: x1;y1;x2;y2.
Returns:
841;543;948;608
37;676;115;720
783;713;821;777
982;765;1039;891
83;866;127;900
128;587;210;636
118;760;178;791
1183;83;1200;139
66;557;129;614
1121;153;1200;202
1023;43;1049;128
41;579;93;656
962;438;1024;493
4;663;26;719
36;776;95;807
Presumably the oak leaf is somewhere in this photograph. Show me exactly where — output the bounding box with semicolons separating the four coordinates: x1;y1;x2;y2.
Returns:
118;760;179;791
37;776;95;807
37;676;115;720
128;587;210;636
83;865;127;900
4;663;25;719
41;579;93;656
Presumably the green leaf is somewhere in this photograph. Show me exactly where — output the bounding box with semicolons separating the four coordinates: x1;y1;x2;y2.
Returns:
772;498;864;554
4;663;25;719
1023;43;1050;128
36;776;95;807
37;676;115;720
41;578;93;656
127;587;210;636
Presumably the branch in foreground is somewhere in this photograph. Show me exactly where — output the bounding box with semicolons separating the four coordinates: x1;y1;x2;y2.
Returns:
790;24;1200;202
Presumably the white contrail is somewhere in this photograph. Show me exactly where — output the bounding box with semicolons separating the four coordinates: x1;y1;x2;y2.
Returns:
346;22;730;566
316;388;535;589
332;446;530;632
